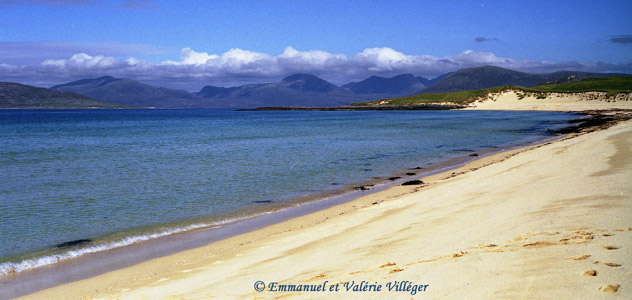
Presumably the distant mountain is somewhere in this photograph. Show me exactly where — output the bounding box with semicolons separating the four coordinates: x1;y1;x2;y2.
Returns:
342;74;427;97
51;76;205;108
43;67;629;109
0;82;129;109
417;66;628;94
197;74;376;108
425;72;454;85
341;73;452;97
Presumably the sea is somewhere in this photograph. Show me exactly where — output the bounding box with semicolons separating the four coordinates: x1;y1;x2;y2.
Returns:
0;109;579;276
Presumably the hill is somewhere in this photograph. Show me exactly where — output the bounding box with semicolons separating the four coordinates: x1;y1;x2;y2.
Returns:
342;74;429;97
0;82;130;109
51;76;205;109
417;66;627;94
351;76;632;107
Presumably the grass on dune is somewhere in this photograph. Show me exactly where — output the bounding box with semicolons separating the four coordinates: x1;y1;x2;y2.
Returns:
350;76;632;106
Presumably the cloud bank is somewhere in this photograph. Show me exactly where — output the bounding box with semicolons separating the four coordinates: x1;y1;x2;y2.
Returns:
0;41;168;65
610;35;632;44
475;37;499;42
1;45;631;91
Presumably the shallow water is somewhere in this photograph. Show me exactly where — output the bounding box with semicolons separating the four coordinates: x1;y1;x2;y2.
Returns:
0;109;577;275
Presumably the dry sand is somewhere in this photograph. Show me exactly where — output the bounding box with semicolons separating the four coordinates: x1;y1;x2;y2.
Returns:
15;109;632;299
467;91;632;111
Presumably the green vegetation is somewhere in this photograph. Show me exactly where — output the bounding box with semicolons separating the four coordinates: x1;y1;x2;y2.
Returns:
350;76;632;106
350;85;519;106
523;76;632;97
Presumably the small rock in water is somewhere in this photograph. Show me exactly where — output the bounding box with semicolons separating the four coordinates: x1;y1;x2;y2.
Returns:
56;239;91;248
388;177;401;181
354;185;374;191
406;172;416;176
401;180;424;186
470;153;479;157
253;200;273;204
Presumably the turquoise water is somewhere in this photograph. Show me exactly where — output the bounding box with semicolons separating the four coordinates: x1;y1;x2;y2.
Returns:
0;109;577;274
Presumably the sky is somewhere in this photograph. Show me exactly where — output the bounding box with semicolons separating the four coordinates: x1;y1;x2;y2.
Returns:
1;0;631;91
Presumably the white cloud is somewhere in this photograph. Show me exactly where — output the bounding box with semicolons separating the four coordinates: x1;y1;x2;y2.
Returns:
176;48;219;65
42;53;118;68
1;46;630;91
0;41;168;65
355;47;411;72
278;46;346;66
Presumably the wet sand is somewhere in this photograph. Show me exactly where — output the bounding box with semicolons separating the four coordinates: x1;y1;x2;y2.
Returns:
12;109;632;299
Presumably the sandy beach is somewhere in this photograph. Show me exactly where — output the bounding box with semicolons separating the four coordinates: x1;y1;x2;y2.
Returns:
12;103;632;299
467;91;632;111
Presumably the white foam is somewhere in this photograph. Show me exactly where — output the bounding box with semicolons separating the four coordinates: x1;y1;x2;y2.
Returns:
0;213;270;277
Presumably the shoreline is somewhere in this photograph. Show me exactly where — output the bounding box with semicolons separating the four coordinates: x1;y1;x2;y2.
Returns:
5;109;632;299
0;110;577;277
0;116;566;299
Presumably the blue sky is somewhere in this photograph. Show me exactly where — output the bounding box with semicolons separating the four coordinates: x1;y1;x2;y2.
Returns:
1;0;631;90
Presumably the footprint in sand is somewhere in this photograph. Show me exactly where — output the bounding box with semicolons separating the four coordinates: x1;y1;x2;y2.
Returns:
583;270;597;276
380;262;397;268
572;254;591;260
604;262;622;267
523;241;556;247
452;251;468;257
389;268;404;274
601;245;620;250
599;284;620;293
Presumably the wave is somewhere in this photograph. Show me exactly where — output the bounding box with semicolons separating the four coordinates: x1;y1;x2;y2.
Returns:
0;213;266;277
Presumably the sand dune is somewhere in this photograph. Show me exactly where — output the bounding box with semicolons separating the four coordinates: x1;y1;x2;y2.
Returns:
468;91;632;111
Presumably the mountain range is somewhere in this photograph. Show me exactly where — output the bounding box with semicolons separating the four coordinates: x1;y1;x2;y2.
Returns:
0;82;130;109
342;73;452;97
196;74;387;108
1;66;629;109
51;76;204;109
